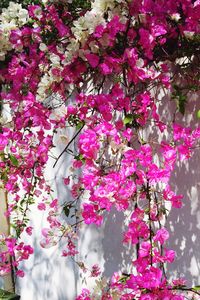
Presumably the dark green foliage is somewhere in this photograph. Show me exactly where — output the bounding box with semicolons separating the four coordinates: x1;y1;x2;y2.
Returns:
0;289;20;300
172;85;187;115
68;0;91;12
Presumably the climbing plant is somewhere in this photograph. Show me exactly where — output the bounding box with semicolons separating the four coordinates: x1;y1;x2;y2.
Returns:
0;0;200;299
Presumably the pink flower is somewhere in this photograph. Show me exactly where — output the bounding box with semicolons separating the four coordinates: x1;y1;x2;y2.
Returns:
164;249;176;263
90;264;101;277
41;228;50;238
151;24;167;37
50;199;58;208
177;144;191;161
37;203;46;210
139;28;154;59
73;160;83;168
25;227;33;236
163;186;183;208
16;270;25;277
76;289;91;300
172;278;186;286
142;267;162;289
139;242;151;258
79;129;100;160
123;128;133;141
63;177;70;185
82;203;103;226
28;5;42;19
86;53;99;68
107;16;125;37
0;134;8;151
173;124;191;141
153;228;169;244
93;25;104;38
140;294;156;300
99;62;112;75
124;219;149;244
5;238;16;255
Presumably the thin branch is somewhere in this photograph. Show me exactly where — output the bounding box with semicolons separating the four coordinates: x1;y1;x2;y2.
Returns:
53;125;84;168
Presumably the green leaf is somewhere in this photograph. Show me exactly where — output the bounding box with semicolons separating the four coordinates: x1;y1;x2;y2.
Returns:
76;121;85;130
123;114;133;125
197;110;200;119
9;154;19;167
192;285;200;291
0;289;20;300
172;85;187;115
173;84;179;90
63;206;70;217
1;172;8;181
74;154;85;162
177;94;187;115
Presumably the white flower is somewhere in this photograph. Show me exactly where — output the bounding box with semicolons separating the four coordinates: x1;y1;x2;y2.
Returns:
99;33;110;47
183;31;195;39
136;58;144;68
32;6;42;20
89;41;99;53
170;13;181;22
0;52;5;61
84;11;105;34
36;73;53;101
0;2;29;61
49;53;60;65
0;29;12;61
63;39;79;63
92;0;115;13
50;104;67;121
18;8;28;24
63;0;125;62
138;13;147;24
39;43;48;52
0;19;16;32
56;45;65;55
72;9;105;44
1;2;29;26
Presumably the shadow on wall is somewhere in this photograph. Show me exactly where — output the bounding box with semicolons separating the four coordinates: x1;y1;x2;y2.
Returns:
166;153;200;286
157;89;200;286
102;209;134;278
76;208;134;294
16;235;77;300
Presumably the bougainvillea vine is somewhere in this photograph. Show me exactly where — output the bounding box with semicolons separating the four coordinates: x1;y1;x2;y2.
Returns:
0;0;200;299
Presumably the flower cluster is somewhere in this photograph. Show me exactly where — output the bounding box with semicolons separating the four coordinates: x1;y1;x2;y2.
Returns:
0;0;200;299
0;2;29;60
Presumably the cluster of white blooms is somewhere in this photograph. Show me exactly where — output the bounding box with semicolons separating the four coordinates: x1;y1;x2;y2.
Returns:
63;38;80;63
63;10;105;63
91;0;123;13
0;2;29;61
1;2;29;26
37;73;55;101
37;41;76;102
0;29;12;61
64;0;127;63
37;53;63;101
72;11;106;42
36;0;129;101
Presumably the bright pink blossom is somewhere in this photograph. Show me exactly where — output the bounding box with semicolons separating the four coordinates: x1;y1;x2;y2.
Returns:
153;228;169;244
